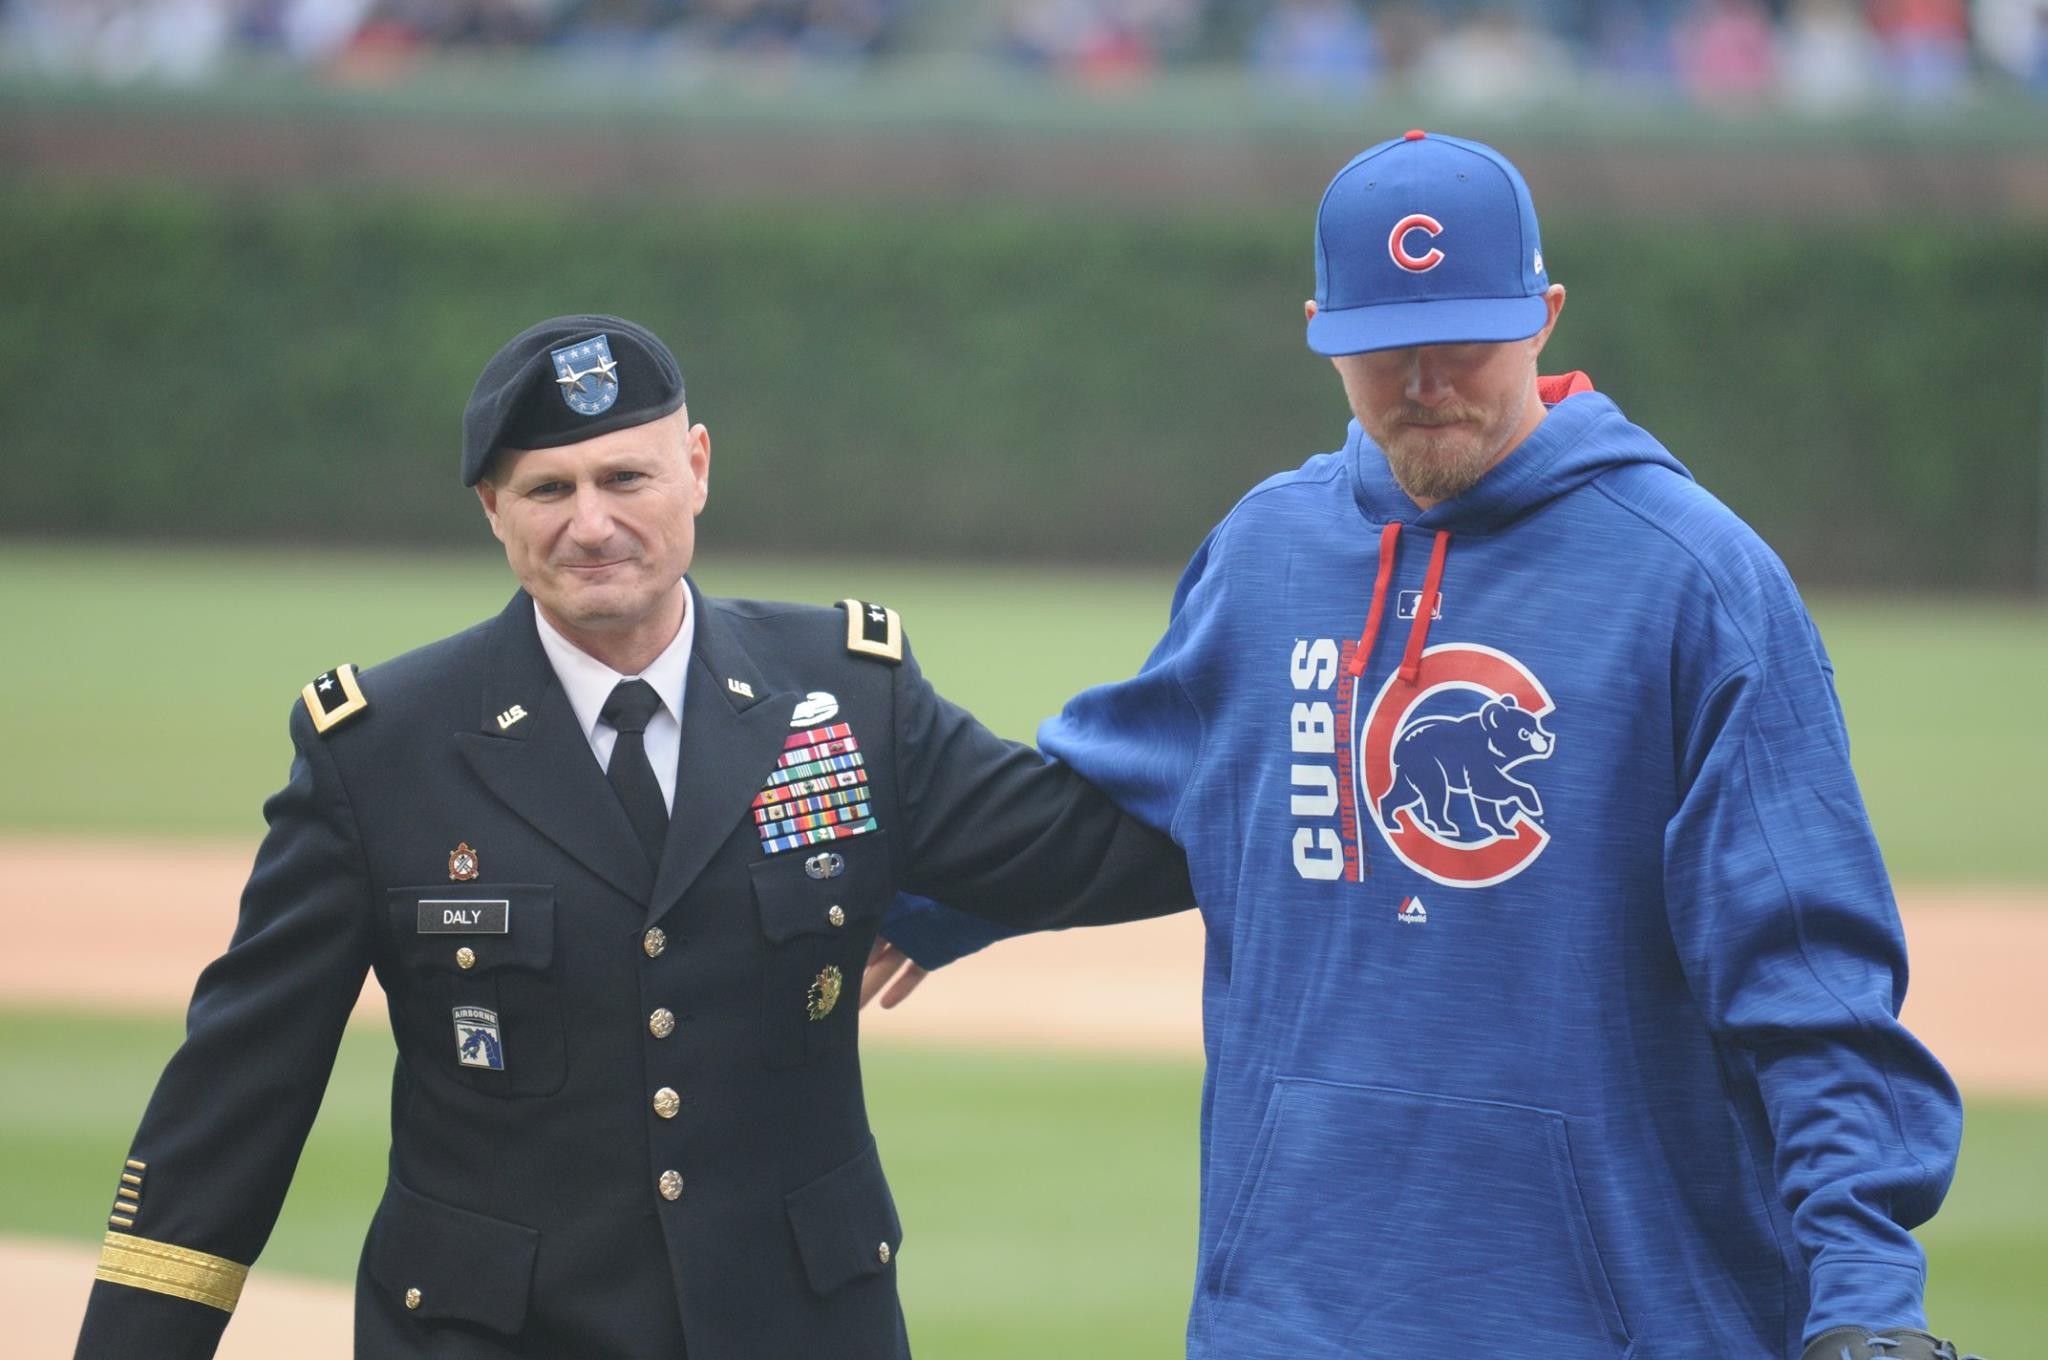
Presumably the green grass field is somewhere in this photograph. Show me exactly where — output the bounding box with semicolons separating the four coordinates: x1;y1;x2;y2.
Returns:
1;541;2043;882
3;1012;2041;1355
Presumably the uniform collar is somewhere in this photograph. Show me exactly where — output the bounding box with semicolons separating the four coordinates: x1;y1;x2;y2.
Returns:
531;586;695;740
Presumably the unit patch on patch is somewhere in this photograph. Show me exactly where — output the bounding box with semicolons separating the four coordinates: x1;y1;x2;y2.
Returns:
453;1006;504;1070
839;600;902;663
550;335;620;416
752;722;878;855
301;664;369;735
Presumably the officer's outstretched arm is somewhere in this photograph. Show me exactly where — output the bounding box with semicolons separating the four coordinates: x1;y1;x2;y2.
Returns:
887;633;1191;933
75;693;376;1360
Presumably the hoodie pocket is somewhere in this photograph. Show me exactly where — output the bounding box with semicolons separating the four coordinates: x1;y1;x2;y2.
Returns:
1207;1078;1632;1358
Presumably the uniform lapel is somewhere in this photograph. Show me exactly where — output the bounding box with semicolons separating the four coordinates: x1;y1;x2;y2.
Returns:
648;582;799;928
455;592;656;904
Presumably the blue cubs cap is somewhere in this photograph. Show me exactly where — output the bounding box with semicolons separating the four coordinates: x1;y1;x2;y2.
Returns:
1307;130;1550;357
461;314;686;486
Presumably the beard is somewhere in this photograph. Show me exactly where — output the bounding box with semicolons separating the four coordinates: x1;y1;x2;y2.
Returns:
1374;405;1506;503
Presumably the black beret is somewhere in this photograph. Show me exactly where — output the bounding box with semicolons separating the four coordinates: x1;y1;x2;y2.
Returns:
461;314;686;486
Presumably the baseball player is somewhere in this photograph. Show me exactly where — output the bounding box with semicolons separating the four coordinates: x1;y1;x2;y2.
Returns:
882;133;1981;1360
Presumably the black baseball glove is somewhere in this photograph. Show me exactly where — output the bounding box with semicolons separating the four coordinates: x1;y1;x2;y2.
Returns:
1801;1327;1985;1360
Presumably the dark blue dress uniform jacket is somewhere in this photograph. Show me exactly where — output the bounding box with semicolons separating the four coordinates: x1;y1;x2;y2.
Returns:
74;584;1190;1359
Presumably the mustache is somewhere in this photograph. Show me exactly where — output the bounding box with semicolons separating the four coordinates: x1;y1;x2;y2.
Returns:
1383;403;1486;428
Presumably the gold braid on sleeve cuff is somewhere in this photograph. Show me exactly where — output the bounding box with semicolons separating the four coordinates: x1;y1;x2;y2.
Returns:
94;1232;249;1313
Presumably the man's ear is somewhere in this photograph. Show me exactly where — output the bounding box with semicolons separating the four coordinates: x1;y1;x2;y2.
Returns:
1529;284;1566;357
476;483;505;542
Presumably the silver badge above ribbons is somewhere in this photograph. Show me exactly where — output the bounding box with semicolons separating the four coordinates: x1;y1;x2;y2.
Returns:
551;335;620;416
790;691;839;727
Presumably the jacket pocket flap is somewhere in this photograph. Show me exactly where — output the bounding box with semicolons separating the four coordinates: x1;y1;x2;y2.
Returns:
386;885;554;974
750;833;891;943
784;1138;902;1297
364;1177;539;1335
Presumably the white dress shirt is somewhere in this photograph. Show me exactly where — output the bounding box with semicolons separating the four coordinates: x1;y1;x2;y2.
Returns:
533;595;695;813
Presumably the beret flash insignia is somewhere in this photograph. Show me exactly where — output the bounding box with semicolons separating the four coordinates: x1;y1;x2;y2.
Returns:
839;599;902;664
550;335;620;417
302;664;369;735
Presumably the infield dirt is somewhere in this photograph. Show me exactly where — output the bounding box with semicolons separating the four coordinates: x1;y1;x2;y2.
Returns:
7;835;2042;1357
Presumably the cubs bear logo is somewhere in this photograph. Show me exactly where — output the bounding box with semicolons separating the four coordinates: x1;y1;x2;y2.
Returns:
1357;642;1557;888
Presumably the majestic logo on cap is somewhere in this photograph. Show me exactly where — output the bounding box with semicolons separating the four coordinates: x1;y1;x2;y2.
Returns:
551;335;620;417
1389;214;1446;273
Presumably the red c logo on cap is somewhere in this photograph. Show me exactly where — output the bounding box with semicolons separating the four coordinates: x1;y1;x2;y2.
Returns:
1389;214;1445;273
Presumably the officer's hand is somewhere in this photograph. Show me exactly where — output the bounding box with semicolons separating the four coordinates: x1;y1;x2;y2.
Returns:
861;938;928;1009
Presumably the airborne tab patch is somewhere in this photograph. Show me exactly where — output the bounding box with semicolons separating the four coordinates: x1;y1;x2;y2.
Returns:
840;599;902;664
301;664;369;735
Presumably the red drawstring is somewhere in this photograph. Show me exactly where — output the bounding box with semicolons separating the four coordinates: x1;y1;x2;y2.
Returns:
1399;530;1451;684
1343;522;1405;678
1344;524;1452;683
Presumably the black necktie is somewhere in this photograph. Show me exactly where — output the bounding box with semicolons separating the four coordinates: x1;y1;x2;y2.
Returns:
601;679;669;869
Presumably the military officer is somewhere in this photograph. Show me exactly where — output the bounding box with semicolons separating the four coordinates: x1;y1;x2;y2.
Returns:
73;314;1189;1360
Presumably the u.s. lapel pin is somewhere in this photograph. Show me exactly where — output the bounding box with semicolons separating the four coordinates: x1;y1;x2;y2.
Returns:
727;677;755;700
449;843;480;881
496;704;528;731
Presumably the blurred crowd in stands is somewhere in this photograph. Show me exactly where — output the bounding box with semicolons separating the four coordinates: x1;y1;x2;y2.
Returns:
5;0;2048;109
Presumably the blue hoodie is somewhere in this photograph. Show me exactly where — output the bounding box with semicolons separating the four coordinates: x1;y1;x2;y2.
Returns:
890;378;1961;1358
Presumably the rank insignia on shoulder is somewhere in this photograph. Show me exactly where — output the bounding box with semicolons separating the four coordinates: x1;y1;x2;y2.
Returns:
839;599;902;664
302;664;369;735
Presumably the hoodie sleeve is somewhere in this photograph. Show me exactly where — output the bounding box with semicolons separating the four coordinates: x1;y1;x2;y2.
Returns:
878;892;1017;969
1664;589;1960;1344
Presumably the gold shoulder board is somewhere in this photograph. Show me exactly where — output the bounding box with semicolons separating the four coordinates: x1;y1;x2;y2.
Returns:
301;663;370;735
839;600;903;664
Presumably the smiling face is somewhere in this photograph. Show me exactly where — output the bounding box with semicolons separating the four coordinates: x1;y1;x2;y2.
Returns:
1312;285;1565;508
475;408;710;670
